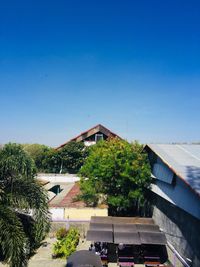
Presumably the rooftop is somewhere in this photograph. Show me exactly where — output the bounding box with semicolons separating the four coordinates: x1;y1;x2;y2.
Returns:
146;144;200;196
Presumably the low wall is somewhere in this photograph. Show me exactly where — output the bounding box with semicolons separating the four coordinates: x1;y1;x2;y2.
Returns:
37;173;80;183
64;207;108;220
49;207;108;221
50;221;90;238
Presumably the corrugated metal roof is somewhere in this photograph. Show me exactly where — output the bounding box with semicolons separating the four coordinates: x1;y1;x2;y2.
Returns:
147;144;200;195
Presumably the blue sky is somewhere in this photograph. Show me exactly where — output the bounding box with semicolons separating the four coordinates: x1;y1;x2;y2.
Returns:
0;0;200;146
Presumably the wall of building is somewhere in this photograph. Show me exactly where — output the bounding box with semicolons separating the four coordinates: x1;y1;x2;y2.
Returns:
152;194;200;267
147;148;200;220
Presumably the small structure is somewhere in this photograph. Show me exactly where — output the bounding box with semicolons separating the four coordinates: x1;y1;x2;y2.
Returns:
145;144;200;267
67;250;102;267
56;124;121;149
86;216;168;265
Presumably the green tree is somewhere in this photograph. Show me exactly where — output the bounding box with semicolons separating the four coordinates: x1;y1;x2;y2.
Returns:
41;148;61;173
58;141;89;173
22;144;52;172
0;143;50;267
79;139;152;216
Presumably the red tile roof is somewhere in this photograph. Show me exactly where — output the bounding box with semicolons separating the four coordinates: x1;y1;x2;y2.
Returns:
50;183;86;208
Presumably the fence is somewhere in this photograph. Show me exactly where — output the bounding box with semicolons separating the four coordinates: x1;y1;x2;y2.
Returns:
49;207;108;221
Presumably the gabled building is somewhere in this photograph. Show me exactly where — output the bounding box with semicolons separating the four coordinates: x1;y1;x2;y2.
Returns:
56;124;121;149
145;144;200;267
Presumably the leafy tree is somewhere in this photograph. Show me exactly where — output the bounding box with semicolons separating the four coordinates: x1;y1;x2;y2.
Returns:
22;144;52;172
23;142;88;174
79;139;152;216
58;141;89;174
0;143;50;267
41;148;61;173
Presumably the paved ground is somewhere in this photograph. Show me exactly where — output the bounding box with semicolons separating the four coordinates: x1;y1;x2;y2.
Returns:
0;236;145;267
28;237;66;267
28;236;145;267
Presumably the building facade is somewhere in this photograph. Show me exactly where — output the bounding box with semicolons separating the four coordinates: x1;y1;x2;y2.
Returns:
145;144;200;267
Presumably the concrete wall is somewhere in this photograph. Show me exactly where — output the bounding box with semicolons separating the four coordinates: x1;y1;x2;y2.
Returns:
153;194;200;267
37;173;80;183
50;221;90;239
49;207;108;221
64;208;108;220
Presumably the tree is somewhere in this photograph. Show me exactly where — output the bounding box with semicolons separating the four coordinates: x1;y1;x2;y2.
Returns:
79;138;152;216
23;142;88;174
22;144;52;172
58;141;89;174
41;148;61;173
0;143;50;267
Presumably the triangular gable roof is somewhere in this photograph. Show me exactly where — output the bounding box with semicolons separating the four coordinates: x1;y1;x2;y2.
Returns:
56;124;121;150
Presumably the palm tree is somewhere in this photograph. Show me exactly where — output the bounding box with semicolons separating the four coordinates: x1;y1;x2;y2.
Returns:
0;143;50;267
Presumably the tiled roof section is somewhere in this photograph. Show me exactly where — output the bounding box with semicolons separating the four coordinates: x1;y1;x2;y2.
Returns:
146;144;200;196
56;124;121;149
57;183;86;208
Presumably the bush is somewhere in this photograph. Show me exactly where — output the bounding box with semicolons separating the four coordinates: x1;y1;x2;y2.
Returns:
56;227;69;240
53;227;79;259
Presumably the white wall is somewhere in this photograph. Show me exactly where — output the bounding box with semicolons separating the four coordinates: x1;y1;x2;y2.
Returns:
49;208;65;220
49;207;108;221
37;173;80;183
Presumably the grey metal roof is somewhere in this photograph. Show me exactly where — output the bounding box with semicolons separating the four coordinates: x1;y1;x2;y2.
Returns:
86;230;113;242
113;224;137;232
147;144;200;195
114;232;141;245
91;216;154;224
90;223;113;231
139;232;167;245
136;224;160;232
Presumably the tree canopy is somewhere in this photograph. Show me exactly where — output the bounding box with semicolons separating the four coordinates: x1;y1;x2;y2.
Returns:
58;141;89;174
79;138;152;216
0;143;50;267
22;143;51;172
23;142;88;174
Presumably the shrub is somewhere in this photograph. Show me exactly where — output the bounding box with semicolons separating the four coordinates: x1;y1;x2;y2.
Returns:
56;227;69;240
53;227;79;259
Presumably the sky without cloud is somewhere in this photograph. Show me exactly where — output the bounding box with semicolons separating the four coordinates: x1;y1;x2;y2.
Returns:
0;0;200;146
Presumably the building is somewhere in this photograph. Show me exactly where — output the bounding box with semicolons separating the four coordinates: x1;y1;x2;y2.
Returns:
56;124;121;149
145;144;200;267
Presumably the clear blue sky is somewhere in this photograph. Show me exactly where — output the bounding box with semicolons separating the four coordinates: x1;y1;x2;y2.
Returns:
0;0;200;146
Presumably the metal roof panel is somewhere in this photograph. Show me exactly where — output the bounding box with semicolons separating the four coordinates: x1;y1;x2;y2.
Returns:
147;144;200;195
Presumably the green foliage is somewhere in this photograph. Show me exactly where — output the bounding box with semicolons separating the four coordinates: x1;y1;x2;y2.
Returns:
53;227;79;259
0;143;50;267
56;227;69;240
23;142;88;174
79;139;152;216
0;143;36;179
22;144;51;172
58;141;89;173
41;148;60;173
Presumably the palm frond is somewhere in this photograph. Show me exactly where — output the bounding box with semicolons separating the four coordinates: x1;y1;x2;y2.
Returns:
0;204;28;267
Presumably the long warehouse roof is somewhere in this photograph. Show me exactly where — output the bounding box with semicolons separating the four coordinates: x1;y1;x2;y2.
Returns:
146;144;200;196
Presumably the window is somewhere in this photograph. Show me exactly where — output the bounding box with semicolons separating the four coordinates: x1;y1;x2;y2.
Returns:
95;133;104;142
